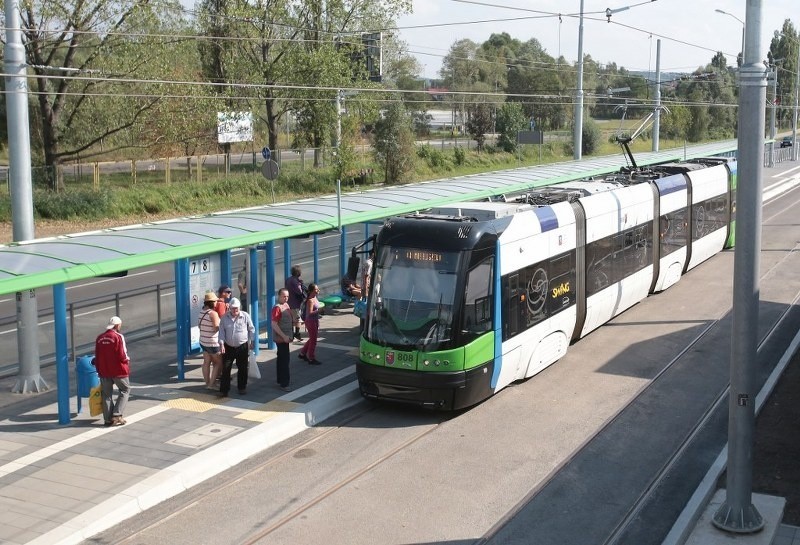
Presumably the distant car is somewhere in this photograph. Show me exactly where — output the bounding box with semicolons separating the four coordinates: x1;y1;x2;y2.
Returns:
780;136;793;148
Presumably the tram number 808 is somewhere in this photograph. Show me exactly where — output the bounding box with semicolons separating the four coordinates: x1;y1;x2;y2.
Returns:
387;351;415;368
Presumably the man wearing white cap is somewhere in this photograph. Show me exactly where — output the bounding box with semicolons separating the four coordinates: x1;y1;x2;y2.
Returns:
94;316;131;426
218;298;255;396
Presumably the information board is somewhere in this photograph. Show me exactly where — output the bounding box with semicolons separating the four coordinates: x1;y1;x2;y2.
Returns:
188;254;220;351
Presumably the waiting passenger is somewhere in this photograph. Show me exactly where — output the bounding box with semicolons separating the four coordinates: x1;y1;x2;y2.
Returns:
341;275;362;298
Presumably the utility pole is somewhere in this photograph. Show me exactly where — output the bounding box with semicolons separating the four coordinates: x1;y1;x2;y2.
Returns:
768;67;777;167
652;39;662;152
712;0;766;534
3;0;47;393
793;41;800;161
573;0;585;160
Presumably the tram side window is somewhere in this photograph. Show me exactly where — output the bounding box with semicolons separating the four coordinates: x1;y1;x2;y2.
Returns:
692;194;729;241
462;258;493;343
660;207;688;256
501;250;577;341
586;222;653;297
586;236;614;297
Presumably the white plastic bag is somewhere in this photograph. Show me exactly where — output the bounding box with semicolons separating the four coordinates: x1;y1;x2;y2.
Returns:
249;350;261;380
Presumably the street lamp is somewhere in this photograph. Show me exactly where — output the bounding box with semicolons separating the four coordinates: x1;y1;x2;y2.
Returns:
715;9;746;64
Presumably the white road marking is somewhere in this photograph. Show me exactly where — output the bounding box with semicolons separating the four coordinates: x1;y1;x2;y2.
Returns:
0;405;170;479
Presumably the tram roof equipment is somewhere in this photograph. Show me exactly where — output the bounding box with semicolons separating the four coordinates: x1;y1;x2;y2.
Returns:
0;141;737;294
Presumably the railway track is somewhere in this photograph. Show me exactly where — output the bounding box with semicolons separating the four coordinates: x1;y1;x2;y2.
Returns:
89;187;800;545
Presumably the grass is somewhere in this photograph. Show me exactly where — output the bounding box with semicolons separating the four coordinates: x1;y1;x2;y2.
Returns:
0;135;701;224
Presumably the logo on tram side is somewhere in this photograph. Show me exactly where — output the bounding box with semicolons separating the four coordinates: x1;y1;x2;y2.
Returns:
551;281;570;299
386;351;395;365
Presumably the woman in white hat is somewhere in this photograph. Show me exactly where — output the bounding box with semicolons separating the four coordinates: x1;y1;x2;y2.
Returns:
199;291;222;388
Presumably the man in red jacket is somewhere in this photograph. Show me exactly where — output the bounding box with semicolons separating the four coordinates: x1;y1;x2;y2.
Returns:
94;316;131;426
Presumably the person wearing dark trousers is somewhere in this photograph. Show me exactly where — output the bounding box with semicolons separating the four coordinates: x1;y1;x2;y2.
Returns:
286;265;306;342
218;298;255;396
271;288;293;391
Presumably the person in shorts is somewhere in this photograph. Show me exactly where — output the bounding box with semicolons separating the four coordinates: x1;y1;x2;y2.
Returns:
198;291;222;388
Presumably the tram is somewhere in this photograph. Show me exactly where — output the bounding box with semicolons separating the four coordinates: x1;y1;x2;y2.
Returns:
356;156;737;410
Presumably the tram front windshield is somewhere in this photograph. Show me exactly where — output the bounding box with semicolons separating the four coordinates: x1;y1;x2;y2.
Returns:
365;246;460;351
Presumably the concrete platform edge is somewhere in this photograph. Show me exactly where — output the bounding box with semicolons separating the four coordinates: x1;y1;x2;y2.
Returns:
25;382;363;545
661;326;800;545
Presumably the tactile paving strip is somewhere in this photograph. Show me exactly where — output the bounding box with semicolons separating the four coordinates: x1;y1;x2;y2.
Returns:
235;399;300;422
163;393;226;413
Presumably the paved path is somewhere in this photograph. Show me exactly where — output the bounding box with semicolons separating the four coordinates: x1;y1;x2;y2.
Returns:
0;306;363;545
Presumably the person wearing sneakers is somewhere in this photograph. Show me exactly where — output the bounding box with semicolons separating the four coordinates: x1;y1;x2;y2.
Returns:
218;298;255;396
271;288;293;391
94;316;131;427
298;283;322;365
198;291;222;389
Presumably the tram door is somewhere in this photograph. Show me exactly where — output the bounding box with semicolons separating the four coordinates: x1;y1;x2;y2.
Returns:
494;271;526;387
504;272;524;339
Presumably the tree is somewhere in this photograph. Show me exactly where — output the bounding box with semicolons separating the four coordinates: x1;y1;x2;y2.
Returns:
768;21;799;128
466;103;493;151
16;0;185;188
659;103;691;140
196;0;411;164
332;115;360;184
503;38;568;130
373;101;415;184
495;102;527;153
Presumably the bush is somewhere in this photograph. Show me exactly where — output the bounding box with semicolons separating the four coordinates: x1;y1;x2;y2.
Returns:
34;188;113;219
453;146;466;166
416;145;448;168
582;118;602;156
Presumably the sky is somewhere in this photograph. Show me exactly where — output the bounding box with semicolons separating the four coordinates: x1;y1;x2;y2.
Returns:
395;0;797;79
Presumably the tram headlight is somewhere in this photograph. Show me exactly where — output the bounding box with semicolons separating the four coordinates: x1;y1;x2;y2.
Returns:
423;359;430;366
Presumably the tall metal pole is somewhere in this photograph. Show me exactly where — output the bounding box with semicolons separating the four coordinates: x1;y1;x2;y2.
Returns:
712;0;766;534
573;0;585;160
793;43;800;161
335;89;342;150
4;0;47;393
652;39;661;152
768;67;777;167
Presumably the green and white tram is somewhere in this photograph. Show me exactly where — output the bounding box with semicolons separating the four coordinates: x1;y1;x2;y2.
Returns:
357;157;737;410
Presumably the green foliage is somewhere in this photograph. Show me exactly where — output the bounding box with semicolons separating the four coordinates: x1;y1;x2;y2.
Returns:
660;103;692;140
373;102;416;184
453;146;466;166
496;102;527;153
332;116;360;181
466;104;493;151
581;118;602;155
416;145;449;168
34;189;114;220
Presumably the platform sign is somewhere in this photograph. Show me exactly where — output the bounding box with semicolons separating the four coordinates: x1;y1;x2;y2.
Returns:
188;254;220;351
